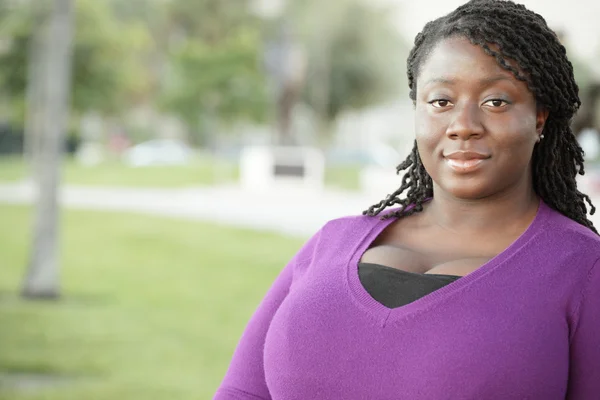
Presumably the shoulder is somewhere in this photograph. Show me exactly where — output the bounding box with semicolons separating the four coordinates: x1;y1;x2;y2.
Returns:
319;207;404;242
292;210;397;265
542;204;600;250
538;203;600;264
321;212;390;233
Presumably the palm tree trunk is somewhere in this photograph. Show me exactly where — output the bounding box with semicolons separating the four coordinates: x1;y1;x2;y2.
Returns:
23;4;49;173
21;0;74;299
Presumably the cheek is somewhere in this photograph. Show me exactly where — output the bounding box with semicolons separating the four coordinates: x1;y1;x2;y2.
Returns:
414;109;442;177
494;116;538;153
414;107;441;148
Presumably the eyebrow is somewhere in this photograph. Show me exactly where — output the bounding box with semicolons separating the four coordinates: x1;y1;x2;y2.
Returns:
424;75;515;87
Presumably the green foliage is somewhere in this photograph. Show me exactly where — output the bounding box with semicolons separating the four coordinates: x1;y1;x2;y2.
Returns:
291;0;407;123
327;4;406;117
72;0;152;113
158;0;270;145
161;31;269;144
0;0;406;145
0;1;38;124
0;0;151;126
0;4;27;94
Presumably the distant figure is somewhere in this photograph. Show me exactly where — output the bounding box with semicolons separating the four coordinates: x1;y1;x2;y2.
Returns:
108;132;131;156
265;24;306;146
216;1;600;399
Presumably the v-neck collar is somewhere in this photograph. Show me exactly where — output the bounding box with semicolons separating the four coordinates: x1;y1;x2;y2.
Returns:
344;200;549;326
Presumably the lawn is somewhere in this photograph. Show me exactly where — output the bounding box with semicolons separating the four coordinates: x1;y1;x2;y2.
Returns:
0;156;361;191
0;156;239;188
0;205;306;399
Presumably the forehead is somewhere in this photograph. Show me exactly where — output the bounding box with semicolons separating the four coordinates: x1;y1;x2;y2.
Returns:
417;36;524;88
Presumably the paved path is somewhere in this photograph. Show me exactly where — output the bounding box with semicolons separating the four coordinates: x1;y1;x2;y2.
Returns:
0;182;388;237
2;177;600;237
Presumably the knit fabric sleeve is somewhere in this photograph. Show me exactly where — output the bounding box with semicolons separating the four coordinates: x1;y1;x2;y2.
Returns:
566;257;600;399
213;228;322;400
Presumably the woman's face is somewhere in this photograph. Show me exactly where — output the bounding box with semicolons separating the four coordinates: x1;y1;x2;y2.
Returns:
414;36;548;201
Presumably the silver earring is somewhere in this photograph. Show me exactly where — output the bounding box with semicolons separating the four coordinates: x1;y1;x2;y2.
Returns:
540;134;545;139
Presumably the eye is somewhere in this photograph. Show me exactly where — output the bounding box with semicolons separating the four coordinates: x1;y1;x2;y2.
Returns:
428;99;453;108
483;99;509;108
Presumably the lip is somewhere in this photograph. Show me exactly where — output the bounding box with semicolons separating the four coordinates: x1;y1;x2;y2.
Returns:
443;151;490;173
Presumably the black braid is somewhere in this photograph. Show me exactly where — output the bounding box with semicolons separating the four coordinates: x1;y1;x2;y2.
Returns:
364;0;597;234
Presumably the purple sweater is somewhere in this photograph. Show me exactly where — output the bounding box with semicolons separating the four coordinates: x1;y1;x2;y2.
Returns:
215;201;600;399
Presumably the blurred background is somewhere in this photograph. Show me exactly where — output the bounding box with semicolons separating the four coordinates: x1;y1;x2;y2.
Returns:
0;0;599;398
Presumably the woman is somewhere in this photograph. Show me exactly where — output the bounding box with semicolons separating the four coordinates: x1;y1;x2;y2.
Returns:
215;1;600;398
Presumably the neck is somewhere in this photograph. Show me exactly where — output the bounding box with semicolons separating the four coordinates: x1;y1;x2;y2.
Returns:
425;185;540;234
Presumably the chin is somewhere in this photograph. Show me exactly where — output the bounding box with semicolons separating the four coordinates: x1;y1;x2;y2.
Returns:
438;181;493;200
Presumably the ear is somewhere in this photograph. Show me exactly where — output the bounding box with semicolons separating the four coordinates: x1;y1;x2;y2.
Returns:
536;106;549;136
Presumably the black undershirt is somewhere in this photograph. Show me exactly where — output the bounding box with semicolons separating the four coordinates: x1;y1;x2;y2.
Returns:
358;262;461;308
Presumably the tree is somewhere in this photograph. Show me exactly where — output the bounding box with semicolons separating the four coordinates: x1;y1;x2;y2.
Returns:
161;29;269;146
157;0;270;146
0;0;151;132
21;0;74;299
288;0;407;138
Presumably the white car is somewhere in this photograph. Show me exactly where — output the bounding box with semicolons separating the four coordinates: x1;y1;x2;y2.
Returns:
123;139;194;167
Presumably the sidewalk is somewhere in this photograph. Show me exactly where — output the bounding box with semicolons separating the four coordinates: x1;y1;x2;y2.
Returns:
1;178;600;237
0;182;388;237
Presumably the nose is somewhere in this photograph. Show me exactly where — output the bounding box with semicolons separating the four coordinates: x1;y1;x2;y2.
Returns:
445;103;484;140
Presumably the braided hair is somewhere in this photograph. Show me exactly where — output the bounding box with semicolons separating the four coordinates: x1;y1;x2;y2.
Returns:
364;0;597;233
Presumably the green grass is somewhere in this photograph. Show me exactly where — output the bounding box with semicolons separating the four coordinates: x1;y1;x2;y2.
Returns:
0;156;238;188
0;157;27;183
324;165;361;191
0;156;361;190
0;205;306;399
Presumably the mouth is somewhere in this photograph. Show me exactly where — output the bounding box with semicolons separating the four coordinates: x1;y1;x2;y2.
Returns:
445;158;487;173
443;151;490;174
